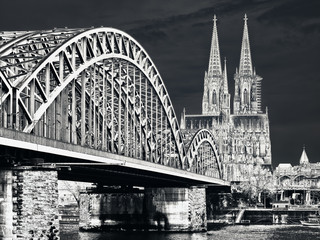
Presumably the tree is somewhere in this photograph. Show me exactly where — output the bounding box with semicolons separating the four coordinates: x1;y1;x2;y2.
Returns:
237;164;274;207
59;180;91;207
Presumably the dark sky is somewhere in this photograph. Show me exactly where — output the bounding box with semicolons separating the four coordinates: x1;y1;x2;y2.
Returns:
1;0;320;167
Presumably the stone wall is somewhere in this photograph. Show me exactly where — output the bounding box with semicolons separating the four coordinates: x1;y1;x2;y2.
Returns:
146;187;207;231
13;169;59;239
145;188;189;230
79;191;145;230
79;187;207;232
188;187;207;231
0;170;13;239
0;168;60;239
79;193;92;229
80;187;207;232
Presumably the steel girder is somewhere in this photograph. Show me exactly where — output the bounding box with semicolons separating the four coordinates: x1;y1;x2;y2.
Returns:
187;129;222;179
0;27;222;178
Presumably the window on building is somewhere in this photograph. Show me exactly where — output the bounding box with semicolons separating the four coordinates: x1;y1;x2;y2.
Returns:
244;89;249;105
212;90;217;105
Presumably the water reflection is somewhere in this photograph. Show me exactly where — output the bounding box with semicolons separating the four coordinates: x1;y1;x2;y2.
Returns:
61;225;320;240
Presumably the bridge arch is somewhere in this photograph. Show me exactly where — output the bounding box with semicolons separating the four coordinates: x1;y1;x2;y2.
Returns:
186;129;222;179
0;27;187;169
0;28;224;179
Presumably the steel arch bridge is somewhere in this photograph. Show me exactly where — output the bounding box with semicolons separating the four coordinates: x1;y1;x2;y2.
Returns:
0;27;224;182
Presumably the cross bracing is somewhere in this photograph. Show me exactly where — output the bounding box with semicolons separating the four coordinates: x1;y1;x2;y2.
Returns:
0;27;223;179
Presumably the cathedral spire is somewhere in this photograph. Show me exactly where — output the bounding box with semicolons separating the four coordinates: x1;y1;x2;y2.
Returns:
222;57;231;116
239;14;253;75
223;57;229;94
234;14;263;115
299;145;309;165
208;15;222;76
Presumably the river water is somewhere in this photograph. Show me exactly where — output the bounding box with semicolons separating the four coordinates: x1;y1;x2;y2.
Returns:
60;225;320;240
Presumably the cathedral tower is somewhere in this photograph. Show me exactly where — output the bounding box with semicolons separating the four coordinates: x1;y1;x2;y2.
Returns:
233;14;263;115
202;15;229;116
182;14;272;181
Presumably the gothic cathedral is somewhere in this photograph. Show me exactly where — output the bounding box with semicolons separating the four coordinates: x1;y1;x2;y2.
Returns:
181;14;272;182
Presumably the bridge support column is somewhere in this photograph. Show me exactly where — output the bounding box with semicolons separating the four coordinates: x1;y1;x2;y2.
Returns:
145;186;207;232
0;167;59;240
79;187;145;231
0;170;13;240
79;186;207;232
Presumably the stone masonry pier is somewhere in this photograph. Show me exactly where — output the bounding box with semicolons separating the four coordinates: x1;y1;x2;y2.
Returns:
0;168;59;240
79;186;207;232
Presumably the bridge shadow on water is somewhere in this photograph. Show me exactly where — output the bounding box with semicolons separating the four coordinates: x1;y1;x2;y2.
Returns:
61;224;320;240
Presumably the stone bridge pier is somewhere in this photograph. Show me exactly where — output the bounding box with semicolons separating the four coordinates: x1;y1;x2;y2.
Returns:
79;186;207;232
145;187;207;231
0;167;59;240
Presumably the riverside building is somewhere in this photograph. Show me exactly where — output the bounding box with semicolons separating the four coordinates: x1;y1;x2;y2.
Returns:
273;147;320;205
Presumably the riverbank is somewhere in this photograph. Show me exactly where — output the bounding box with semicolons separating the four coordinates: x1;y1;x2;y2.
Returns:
59;207;320;233
213;207;320;225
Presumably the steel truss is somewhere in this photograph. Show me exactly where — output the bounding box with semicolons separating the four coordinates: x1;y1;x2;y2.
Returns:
187;129;222;179
0;27;222;178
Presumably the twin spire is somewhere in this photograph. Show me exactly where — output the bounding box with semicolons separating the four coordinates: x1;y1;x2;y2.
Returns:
202;15;230;116
208;15;222;76
239;14;253;75
203;14;257;115
208;14;253;78
208;15;227;86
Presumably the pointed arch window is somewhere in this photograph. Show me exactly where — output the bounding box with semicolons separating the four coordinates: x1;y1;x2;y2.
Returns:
244;89;249;105
251;87;255;101
212;90;217;105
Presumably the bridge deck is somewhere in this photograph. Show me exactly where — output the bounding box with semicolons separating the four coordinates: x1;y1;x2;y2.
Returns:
0;128;229;187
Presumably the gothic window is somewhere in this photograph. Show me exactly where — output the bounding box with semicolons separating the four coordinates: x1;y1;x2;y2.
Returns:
212;90;217;105
251;87;255;101
207;89;210;102
244;89;249;105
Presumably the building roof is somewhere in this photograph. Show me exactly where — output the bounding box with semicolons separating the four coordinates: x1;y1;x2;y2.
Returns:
278;163;292;169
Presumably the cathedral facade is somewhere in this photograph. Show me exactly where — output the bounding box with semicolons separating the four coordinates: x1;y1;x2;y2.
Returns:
181;15;272;182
